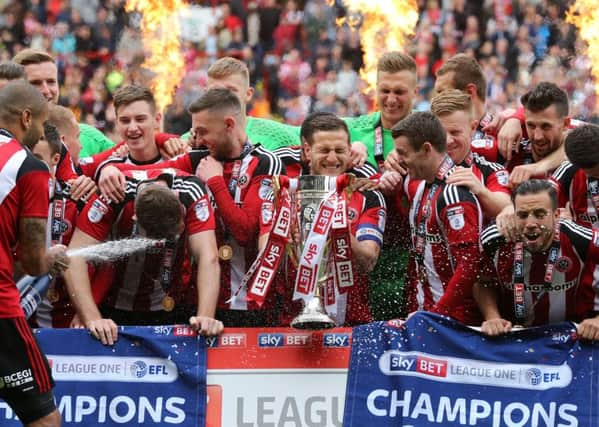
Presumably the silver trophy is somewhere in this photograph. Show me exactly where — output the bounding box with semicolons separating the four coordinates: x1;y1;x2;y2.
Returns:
290;175;338;330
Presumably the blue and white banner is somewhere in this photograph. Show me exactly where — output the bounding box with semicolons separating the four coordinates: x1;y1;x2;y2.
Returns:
343;312;598;427
0;326;207;426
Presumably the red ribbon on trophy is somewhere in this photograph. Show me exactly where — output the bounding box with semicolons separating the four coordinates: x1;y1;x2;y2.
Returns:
243;176;292;307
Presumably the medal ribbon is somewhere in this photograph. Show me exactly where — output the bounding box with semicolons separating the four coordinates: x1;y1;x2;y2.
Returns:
374;121;385;172
512;221;560;320
50;183;68;245
411;156;454;283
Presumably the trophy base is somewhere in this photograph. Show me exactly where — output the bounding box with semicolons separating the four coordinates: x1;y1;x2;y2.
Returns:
291;297;337;330
291;313;336;330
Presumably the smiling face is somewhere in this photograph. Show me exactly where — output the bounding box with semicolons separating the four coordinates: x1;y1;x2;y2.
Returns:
394;135;430;181
304;129;351;176
514;191;559;253
437;110;476;164
116;100;160;156
190;109;236;161
376;70;417;129
525;104;567;161
24;61;59;103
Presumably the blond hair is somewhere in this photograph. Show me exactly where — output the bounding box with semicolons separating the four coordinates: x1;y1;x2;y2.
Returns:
48;105;77;135
207;57;249;84
12;49;55;66
377;51;417;75
430;89;474;118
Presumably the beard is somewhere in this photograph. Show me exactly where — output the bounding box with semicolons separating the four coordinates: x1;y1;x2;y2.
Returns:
21;125;43;150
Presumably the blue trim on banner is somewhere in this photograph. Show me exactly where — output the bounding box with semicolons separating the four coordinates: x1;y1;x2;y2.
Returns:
343;312;598;427
0;326;207;426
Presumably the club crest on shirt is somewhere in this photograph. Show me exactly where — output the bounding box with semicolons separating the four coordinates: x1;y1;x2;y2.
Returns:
447;206;465;230
195;198;210;222
238;174;249;188
556;256;572;273
496;170;509;187
88;199;109;223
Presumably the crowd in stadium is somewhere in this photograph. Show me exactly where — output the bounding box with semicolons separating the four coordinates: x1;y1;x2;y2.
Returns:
0;0;595;135
3;0;599;425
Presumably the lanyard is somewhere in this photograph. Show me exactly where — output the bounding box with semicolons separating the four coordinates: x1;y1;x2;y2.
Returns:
459;151;474;167
512;221;561;320
227;141;253;197
50;182;70;245
411;156;454;266
374;122;385;172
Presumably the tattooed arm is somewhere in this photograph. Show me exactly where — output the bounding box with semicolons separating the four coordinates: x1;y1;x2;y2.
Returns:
19;217;70;277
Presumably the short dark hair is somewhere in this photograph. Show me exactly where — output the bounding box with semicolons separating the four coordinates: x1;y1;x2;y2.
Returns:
0;80;47;123
43;122;61;155
188;87;241;115
391;111;447;152
134;184;183;240
300;112;349;146
565;124;599;169
513;179;558;211
0;61;25;81
113;85;156;114
436;54;486;102
521;82;569;117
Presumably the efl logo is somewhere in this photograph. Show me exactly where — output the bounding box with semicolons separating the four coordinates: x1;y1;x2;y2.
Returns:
389;354;447;377
323;333;350;347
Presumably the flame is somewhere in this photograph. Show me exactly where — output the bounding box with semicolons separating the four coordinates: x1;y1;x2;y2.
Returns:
125;0;188;112
339;0;419;94
566;1;599;97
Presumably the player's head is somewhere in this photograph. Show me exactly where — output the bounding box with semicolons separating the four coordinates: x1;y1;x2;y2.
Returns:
301;112;351;176
135;181;184;240
376;51;417;128
392;111;447;182
13;49;59;103
207;57;253;115
0;61;25;89
113;85;160;154
513;179;559;253
434;54;486;104
521;82;569;160
430;89;477;165
33;122;62;172
48;104;82;164
188;87;243;160
565;124;599;178
0;80;48;149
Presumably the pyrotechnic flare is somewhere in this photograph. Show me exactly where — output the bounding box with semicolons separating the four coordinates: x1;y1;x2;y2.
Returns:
125;0;188;113
566;2;599;97
335;0;419;94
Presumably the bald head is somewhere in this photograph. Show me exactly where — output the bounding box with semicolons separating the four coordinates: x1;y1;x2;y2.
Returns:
0;80;48;148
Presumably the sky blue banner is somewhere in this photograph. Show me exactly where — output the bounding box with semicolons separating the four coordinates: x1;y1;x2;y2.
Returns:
0;326;207;426
343;312;598;427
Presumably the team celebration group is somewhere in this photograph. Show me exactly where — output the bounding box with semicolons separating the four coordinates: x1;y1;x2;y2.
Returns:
2;47;599;425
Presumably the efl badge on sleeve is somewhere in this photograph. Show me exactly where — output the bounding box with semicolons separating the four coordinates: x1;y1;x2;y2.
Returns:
87;199;109;224
447;206;465;231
